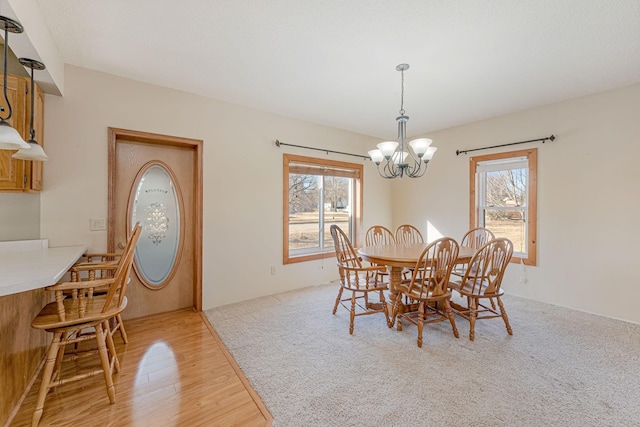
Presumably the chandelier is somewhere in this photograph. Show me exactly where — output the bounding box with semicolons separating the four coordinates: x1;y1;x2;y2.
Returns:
368;64;436;179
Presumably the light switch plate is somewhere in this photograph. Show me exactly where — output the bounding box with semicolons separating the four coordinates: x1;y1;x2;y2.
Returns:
90;218;107;231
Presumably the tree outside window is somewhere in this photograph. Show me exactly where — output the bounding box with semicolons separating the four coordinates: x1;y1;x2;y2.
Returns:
284;154;363;264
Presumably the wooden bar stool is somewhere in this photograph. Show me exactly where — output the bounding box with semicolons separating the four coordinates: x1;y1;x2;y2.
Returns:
30;223;141;426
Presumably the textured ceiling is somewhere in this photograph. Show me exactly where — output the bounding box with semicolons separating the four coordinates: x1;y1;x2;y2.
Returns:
34;0;640;139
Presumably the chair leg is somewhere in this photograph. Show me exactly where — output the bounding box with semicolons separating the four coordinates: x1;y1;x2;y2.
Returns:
349;292;356;334
469;298;478;341
443;299;459;338
103;320;120;374
115;314;128;344
50;336;67;391
496;296;513;335
417;302;425;348
32;332;62;427
95;323;116;404
378;290;391;328
332;287;343;315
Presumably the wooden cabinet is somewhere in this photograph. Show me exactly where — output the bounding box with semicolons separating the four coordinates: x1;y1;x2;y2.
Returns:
0;73;44;192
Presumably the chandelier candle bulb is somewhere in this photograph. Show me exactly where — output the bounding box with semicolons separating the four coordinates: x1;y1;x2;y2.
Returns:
423;146;437;161
377;141;399;158
408;138;432;157
393;151;409;165
368;149;384;164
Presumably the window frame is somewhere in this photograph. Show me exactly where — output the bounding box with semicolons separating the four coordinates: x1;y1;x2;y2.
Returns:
283;153;363;265
469;148;537;266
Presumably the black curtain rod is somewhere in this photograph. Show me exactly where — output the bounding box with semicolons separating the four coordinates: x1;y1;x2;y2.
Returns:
275;140;370;160
456;135;555;156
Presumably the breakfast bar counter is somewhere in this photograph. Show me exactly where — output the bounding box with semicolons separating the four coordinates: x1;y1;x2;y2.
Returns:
0;243;87;297
0;240;86;426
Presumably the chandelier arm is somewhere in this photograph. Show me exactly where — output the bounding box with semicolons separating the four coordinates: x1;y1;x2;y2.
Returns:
405;147;422;166
404;162;418;177
376;162;396;179
407;157;423;176
376;162;388;178
382;158;401;179
382;159;396;178
406;161;429;178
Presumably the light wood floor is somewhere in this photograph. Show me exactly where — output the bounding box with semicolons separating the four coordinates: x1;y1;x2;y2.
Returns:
11;309;273;426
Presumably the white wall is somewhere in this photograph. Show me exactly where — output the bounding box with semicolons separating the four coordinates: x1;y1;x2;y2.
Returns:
40;65;391;310
390;83;640;324
0;193;40;240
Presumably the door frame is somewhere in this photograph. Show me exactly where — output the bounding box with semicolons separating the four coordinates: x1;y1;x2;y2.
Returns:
107;127;203;311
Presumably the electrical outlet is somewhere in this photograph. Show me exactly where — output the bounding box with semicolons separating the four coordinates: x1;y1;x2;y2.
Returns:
90;218;107;231
270;266;276;275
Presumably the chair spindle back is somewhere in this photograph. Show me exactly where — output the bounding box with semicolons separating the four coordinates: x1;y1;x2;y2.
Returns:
365;225;395;246
395;224;424;244
460;237;513;295
461;227;495;249
102;222;142;313
330;224;362;268
407;237;459;297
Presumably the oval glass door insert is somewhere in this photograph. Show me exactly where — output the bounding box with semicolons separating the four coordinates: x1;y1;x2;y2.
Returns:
129;161;183;288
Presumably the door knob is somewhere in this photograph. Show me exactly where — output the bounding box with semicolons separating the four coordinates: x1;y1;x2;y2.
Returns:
117;241;126;250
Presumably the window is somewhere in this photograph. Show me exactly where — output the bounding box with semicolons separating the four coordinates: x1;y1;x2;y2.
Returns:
283;154;363;264
470;148;537;265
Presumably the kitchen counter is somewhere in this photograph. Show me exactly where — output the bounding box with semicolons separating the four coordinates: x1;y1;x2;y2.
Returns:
0;240;87;297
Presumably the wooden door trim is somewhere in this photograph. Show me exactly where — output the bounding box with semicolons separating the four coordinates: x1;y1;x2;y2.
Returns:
108;127;203;311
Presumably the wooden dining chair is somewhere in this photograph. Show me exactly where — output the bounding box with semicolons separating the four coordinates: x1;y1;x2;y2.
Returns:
395;224;425;281
68;252;129;343
395;224;424;244
365;225;395;284
394;237;460;347
30;223;141;426
452;227;495;278
461;227;495;249
69;252;121;281
448;237;514;341
330;225;390;334
365;225;395;246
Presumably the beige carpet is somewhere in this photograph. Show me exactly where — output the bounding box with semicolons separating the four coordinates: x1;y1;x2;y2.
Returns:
205;284;640;427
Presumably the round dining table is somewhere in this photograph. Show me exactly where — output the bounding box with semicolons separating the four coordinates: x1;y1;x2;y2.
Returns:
357;243;475;313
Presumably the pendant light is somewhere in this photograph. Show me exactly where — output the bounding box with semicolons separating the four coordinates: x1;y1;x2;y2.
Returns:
12;58;48;161
0;16;29;150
